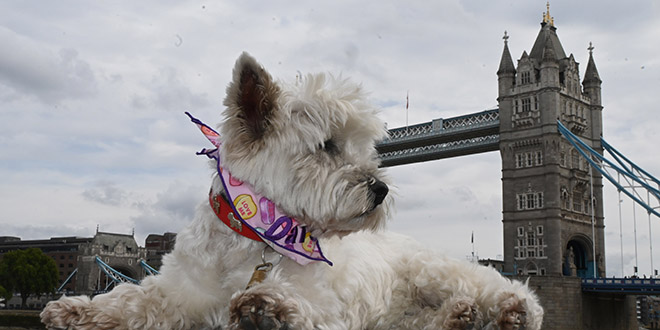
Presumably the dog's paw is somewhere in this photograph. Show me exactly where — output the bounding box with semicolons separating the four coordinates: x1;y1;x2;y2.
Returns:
229;290;297;330
40;296;119;330
40;295;118;330
440;296;481;330
495;293;526;330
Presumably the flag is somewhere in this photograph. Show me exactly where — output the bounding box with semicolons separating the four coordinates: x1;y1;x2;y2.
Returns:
406;91;409;110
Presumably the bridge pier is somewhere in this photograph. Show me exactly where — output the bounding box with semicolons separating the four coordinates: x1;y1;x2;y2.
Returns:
509;275;637;330
582;292;637;330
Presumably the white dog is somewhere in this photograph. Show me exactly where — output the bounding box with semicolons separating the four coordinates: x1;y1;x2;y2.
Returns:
41;53;543;330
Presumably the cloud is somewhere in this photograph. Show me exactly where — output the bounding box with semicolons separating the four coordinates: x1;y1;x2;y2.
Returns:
82;181;129;206
130;181;206;243
0;26;97;103
1;223;91;240
148;67;210;112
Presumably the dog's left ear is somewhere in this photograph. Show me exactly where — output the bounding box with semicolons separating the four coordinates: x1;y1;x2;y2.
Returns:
224;52;280;139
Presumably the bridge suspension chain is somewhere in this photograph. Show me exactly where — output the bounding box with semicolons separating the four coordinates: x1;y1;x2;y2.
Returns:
139;259;160;276
93;257;160;289
557;120;660;218
95;256;139;285
56;268;78;292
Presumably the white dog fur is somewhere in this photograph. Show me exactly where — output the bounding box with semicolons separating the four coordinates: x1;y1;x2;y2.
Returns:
41;53;543;330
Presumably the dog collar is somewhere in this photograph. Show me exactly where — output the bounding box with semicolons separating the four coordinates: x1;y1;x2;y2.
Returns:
187;112;332;266
209;192;264;242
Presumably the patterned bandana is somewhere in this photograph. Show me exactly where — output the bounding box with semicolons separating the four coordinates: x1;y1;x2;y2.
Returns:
186;112;332;266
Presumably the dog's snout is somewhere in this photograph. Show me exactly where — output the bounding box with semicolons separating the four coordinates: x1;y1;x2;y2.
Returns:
369;179;388;206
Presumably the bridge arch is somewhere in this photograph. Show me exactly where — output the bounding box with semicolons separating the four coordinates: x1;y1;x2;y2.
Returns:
564;235;594;278
109;264;137;279
95;264;138;292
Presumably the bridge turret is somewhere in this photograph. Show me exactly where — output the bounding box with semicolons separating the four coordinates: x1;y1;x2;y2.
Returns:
497;31;516;98
540;36;560;88
583;43;602;107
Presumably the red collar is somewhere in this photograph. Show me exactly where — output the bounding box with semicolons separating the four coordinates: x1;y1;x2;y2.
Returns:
210;192;263;242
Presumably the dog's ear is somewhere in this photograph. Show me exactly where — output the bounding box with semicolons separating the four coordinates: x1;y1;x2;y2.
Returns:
224;52;280;139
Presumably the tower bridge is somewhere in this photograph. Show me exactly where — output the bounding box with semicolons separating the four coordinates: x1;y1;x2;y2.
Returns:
378;11;605;280
375;6;654;329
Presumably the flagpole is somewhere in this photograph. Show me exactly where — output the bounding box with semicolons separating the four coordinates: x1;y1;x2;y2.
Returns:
471;231;475;262
405;91;409;134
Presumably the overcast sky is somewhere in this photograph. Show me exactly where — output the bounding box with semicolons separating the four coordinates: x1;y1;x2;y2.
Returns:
1;1;659;278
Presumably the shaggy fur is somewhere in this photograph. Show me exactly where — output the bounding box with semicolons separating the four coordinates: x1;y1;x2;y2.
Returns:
41;53;543;330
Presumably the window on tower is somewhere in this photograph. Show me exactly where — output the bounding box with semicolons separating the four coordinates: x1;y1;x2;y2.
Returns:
514;225;546;261
514;100;519;113
515;150;543;168
516;154;525;168
526;193;536;209
571;149;580;170
522;98;531;112
573;190;583;212
517;194;526;210
516;192;544;210
534;96;539;110
535;151;543;166
521;71;531;84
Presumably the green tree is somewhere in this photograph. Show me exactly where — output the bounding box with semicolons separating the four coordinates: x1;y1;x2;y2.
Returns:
0;284;10;309
0;248;59;309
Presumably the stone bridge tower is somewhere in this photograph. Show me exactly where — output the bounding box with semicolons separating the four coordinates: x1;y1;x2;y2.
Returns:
497;6;605;278
76;231;147;294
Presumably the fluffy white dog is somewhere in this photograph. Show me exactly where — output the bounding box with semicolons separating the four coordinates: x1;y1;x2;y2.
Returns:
41;53;543;330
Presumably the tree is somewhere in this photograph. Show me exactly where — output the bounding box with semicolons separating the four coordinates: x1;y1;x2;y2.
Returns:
0;248;59;309
0;284;10;309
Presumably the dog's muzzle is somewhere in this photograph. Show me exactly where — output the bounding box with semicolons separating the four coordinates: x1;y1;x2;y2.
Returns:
368;179;389;207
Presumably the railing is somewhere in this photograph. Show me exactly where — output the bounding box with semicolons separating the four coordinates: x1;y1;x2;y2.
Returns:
377;109;500;167
379;134;499;162
382;109;499;142
582;277;660;294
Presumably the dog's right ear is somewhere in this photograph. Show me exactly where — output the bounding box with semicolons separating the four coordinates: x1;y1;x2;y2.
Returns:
224;52;280;139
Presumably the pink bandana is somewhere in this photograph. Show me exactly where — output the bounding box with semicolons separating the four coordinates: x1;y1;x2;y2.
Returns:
186;112;332;266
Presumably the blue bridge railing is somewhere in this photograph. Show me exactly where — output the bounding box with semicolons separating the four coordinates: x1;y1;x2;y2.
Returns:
582;277;660;295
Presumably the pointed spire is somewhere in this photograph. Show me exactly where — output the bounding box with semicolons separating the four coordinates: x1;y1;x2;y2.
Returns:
529;8;566;63
498;30;516;75
543;1;554;27
583;42;602;84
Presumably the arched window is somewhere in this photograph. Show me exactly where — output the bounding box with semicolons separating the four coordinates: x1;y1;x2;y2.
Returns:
526;262;538;275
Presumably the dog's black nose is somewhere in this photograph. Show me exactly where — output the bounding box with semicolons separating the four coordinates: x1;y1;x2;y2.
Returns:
369;179;389;206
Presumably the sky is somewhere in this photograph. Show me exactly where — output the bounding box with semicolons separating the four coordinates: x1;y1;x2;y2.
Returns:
1;0;659;278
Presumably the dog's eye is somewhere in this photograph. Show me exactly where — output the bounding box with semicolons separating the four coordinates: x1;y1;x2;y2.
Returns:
321;139;337;154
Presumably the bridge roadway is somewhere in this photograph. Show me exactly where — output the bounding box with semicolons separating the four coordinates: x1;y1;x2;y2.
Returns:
376;108;500;167
582;277;660;295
